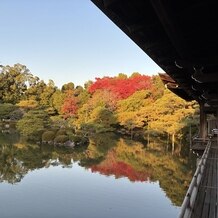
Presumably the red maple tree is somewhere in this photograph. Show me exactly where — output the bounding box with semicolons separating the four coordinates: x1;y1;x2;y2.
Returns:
88;75;151;99
61;96;78;118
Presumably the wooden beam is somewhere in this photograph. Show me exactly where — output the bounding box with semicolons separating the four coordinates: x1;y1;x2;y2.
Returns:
126;24;145;34
192;83;218;92
201;92;218;100
203;107;218;114
192;72;218;83
103;0;119;8
175;58;218;68
206;100;218;106
150;0;188;59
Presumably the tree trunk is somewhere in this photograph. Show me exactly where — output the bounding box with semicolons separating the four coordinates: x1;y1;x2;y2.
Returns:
172;133;175;154
130;126;133;140
189;125;192;149
166;133;169;152
147;122;150;147
85;110;88;123
147;133;150;146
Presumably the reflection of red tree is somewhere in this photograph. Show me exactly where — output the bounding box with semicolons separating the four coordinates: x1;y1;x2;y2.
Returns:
90;152;150;182
88;75;151;99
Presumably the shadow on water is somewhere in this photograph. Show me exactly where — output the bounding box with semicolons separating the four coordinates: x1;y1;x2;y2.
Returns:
0;132;196;206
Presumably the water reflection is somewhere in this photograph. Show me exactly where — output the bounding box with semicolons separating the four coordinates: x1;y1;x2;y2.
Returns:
0;132;196;216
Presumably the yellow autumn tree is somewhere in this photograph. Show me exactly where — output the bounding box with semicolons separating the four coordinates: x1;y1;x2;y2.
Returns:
148;89;196;147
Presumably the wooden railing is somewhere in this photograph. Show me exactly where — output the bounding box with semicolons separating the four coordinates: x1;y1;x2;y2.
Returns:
179;140;211;218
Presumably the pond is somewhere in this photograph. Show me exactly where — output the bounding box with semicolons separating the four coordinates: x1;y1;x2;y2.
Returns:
0;132;196;218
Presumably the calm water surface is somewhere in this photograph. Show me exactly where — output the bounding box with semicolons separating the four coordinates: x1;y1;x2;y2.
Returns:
0;133;196;218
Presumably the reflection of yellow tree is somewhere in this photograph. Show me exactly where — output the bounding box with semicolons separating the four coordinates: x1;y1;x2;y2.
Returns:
0;144;28;184
0;134;81;184
84;133;118;161
0;132;195;207
86;136;195;206
114;138;194;206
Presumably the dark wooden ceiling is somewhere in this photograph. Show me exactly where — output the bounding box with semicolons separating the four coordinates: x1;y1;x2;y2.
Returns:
91;0;218;108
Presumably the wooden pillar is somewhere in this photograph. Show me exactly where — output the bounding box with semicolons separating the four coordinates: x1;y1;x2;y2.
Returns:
199;103;207;140
207;120;210;135
216;108;218;128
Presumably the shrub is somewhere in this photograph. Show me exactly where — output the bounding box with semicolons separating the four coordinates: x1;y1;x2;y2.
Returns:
50;115;67;128
70;135;82;144
44;107;57;116
54;135;69;143
51;128;59;134
9;121;17;129
0;103;17;120
69;134;89;145
9;108;24;120
42;131;55;142
16;109;51;140
56;129;67;136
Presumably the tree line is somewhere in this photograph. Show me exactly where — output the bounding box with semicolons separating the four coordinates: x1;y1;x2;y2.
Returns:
0;63;199;144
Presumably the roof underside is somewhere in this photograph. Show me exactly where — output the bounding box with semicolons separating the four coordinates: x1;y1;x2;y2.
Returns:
91;0;218;109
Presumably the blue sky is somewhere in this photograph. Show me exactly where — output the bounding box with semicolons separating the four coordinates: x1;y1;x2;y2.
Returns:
0;0;164;87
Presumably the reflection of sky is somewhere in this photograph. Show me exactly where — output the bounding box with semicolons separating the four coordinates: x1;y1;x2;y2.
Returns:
0;163;180;218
